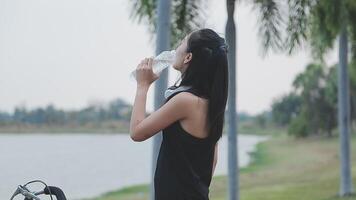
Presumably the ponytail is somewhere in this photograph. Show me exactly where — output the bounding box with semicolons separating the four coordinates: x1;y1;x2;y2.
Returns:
176;28;229;144
207;45;229;143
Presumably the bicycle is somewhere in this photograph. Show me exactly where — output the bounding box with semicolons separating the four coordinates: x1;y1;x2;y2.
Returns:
10;180;67;200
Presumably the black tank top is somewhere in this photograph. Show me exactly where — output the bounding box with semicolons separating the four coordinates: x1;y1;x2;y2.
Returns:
154;87;215;200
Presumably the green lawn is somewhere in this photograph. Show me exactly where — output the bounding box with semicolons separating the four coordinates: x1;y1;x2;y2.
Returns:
83;131;356;200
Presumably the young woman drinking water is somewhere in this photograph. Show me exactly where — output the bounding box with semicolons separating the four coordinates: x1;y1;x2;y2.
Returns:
130;28;229;200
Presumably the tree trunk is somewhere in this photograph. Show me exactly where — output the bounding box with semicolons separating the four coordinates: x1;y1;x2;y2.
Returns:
337;23;354;196
226;0;239;200
352;94;356;133
151;0;171;199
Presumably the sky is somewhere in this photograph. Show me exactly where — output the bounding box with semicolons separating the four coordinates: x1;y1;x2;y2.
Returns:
0;0;338;115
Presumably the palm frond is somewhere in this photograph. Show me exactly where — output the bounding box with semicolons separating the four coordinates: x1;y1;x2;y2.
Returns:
307;0;339;60
170;0;207;48
252;0;284;56
128;0;157;43
285;0;313;54
129;0;207;49
350;23;356;62
347;0;356;61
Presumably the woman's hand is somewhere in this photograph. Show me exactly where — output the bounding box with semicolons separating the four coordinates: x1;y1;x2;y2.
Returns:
135;57;159;87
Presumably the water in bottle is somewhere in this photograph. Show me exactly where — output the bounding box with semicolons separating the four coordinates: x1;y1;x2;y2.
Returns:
130;50;176;81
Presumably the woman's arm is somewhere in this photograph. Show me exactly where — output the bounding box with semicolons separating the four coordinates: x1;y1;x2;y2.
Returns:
130;57;193;142
129;89;192;142
212;142;218;175
129;84;150;136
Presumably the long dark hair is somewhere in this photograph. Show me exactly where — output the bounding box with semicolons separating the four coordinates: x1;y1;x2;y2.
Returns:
174;28;229;144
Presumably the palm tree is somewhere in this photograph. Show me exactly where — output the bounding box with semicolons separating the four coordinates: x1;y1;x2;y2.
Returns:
250;0;356;196
150;1;171;199
225;1;239;200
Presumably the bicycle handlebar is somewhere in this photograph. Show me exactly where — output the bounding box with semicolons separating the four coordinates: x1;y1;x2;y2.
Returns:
10;184;67;200
10;185;40;200
43;186;67;200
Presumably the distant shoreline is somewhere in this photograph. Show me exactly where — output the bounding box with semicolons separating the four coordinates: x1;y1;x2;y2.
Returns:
0;121;130;134
0;121;283;136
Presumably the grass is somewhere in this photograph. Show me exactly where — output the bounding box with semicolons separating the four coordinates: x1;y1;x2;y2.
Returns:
83;130;356;200
82;184;149;200
236;121;287;136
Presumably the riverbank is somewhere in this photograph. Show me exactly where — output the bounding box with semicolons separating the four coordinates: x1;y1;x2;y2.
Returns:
0;120;130;134
0;121;282;135
83;131;356;200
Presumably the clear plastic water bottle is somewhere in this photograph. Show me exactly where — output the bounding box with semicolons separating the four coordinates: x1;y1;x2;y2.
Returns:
130;50;176;81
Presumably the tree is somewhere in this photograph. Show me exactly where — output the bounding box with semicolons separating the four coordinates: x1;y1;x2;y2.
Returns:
271;93;302;127
287;63;338;137
249;0;356;196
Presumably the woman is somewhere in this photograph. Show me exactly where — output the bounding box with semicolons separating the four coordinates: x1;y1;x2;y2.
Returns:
130;28;228;200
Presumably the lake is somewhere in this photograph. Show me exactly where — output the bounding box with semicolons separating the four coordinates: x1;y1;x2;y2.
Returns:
0;133;269;200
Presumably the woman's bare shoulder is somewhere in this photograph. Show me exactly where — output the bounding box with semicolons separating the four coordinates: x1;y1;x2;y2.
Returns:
176;92;209;113
178;91;208;102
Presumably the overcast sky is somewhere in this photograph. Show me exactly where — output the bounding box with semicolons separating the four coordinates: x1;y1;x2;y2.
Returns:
0;0;338;115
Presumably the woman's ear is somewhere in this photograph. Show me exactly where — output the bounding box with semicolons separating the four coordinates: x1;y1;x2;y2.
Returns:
183;53;192;64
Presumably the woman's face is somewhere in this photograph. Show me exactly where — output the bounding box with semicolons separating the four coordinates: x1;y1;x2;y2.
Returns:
172;33;193;73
